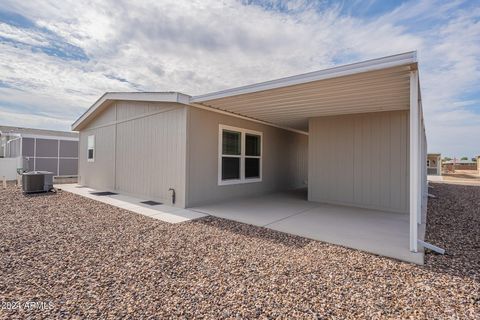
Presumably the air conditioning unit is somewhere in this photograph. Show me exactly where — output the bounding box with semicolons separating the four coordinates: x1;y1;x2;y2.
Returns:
22;171;54;193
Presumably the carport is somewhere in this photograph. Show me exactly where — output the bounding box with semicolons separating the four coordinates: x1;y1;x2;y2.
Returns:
190;52;428;263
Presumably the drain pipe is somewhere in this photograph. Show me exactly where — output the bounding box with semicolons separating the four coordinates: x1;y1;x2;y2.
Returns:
168;188;176;205
418;240;445;255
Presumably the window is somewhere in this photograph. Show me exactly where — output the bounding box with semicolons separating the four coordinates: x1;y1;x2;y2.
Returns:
219;125;262;185
87;135;95;162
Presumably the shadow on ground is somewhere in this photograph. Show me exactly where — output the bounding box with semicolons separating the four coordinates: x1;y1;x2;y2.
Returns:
192;216;314;249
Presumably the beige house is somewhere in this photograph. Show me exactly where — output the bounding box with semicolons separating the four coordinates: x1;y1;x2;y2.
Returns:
72;52;429;262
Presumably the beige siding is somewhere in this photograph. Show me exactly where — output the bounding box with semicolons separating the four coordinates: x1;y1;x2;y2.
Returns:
186;107;308;207
79;125;115;190
78;101;187;207
115;107;186;206
308;111;409;213
85;102;116;128
116;100;179;121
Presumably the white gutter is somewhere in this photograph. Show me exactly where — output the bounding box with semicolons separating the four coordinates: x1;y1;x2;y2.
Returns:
418;240;445;255
191;51;417;102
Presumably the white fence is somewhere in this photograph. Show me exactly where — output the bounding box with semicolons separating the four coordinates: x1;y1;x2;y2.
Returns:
0;157;21;180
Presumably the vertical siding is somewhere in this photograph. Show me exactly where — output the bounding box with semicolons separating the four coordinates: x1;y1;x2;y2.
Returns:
309;111;409;213
186;107;308;207
79;126;116;189
78;101;187;207
115;106;186;206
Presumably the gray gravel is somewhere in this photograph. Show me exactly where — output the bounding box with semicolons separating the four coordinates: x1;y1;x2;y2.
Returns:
0;183;479;319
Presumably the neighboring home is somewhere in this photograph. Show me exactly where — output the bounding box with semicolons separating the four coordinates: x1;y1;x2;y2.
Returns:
72;52;428;259
443;159;477;171
427;153;441;176
0;125;79;179
478;156;480;174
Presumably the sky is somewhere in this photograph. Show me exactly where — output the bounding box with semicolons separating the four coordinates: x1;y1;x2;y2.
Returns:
0;0;479;158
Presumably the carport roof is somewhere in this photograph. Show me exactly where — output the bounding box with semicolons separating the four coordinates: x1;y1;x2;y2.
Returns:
190;51;418;132
72;52;418;133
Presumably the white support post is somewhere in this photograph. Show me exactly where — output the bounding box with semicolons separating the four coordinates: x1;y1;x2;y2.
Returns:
417;103;423;224
409;70;419;252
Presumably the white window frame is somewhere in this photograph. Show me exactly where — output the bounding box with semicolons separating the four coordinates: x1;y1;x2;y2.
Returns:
218;124;262;186
87;135;95;162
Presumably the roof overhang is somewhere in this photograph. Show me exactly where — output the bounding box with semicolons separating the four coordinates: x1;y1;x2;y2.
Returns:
72;52;419;133
191;52;418;132
72;92;190;131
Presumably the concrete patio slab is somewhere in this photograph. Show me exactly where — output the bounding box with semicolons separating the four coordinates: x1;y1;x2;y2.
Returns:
191;189;320;227
56;184;206;223
193;189;424;264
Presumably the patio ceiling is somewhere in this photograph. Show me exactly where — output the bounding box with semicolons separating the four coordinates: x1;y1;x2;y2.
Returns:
191;52;417;132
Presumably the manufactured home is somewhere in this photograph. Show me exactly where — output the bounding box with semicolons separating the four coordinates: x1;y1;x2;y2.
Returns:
72;52;429;264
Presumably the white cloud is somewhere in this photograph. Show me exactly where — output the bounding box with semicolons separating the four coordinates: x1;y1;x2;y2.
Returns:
0;0;479;157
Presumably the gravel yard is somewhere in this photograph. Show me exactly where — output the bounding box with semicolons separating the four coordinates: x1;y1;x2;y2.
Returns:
1;183;479;319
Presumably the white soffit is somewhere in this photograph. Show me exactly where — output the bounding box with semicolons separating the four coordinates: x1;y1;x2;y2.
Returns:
191;52;418;132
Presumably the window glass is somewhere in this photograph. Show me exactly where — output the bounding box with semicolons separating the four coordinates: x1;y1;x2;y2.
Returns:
245;134;261;156
222;157;240;180
245;158;260;178
87;135;94;160
222;130;241;155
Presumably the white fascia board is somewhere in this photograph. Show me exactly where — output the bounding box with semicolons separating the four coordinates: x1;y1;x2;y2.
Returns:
19;134;79;141
72;92;191;131
191;51;417;102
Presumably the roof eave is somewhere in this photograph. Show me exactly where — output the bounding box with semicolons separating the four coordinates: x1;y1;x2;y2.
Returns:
72;92;191;131
191;51;417;103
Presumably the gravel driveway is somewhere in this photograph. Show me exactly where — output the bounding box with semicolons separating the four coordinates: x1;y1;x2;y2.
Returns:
1;183;479;319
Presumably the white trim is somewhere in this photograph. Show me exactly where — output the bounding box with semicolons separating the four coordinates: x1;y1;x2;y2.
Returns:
218;124;263;186
57;139;60;176
33;138;37;170
87;135;95;162
409;70;419;252
29;156;79;160
192;52;417;102
19;133;78;141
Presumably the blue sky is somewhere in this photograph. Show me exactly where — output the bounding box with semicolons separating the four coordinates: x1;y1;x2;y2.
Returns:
0;0;479;158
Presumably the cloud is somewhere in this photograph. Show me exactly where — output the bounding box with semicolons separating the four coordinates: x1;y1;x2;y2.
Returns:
0;0;479;157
